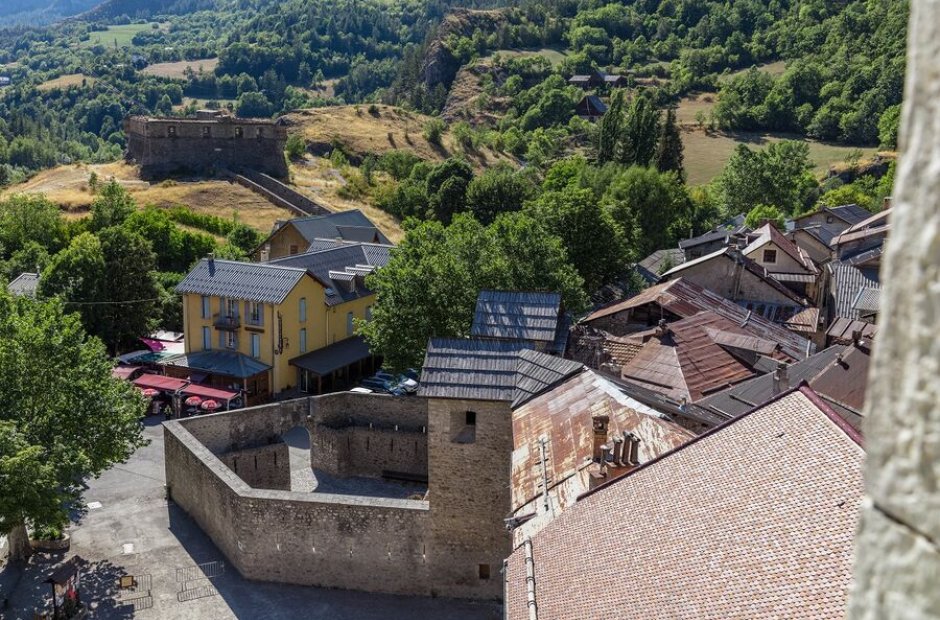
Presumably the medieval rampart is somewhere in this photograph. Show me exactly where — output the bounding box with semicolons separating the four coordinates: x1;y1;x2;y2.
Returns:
164;393;503;599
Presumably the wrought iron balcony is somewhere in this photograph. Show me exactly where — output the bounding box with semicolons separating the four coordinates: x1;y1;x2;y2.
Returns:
213;313;241;330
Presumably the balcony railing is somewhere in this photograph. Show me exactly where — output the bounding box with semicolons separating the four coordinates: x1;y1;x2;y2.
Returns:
213;313;241;330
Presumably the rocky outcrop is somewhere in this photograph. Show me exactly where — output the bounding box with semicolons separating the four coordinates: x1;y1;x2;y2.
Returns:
420;9;507;92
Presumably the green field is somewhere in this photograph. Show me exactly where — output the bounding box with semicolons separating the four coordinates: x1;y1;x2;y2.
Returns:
79;23;166;49
681;127;878;186
718;60;788;84
487;47;569;67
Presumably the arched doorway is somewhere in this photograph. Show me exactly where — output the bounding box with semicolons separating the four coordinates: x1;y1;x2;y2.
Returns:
282;426;316;492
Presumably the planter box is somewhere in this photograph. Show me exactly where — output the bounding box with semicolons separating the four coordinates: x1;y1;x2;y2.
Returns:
29;533;70;552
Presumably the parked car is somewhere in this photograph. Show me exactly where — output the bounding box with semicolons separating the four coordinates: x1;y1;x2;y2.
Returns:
349;387;373;394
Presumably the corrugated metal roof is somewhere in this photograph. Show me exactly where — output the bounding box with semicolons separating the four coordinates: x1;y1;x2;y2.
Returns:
830;262;881;319
620;312;760;402
288;209;391;245
826;317;876;343
697;344;847;418
852;287;881;314
510;369;693;512
418;338;533;401
8;272;40;297
175;259;308;304
289;335;373;376
583;278;815;360
471;290;564;347
827;204;872;225
513;349;584;408
268;244;383;306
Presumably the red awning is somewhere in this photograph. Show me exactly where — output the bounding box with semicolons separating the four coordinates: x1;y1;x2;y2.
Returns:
133;374;189;392
112;366;141;380
181;384;238;402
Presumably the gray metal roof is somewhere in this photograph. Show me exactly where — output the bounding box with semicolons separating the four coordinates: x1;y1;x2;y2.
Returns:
827;204;872;226
160;350;272;379
419;338;534;401
471;290;564;346
852;287;881;314
175;259;308;304
8;272;40;297
288;210;391;245
268;244;389;306
289;336;373;376
513;349;584;408
637;249;685;282
830;262;881;319
697;344;847;418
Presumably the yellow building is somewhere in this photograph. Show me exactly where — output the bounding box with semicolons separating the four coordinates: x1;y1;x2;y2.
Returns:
172;243;391;405
254;209;391;261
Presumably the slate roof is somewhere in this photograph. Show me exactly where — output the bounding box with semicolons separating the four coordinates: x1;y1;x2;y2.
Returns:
285;210;391;245
826;204;872;225
830;262;881;319
418;338;534;401
176;259;308;304
513;349;584;408
471;290;566;352
289;335;373;376
852;286;881;315
576;95;608;115
678;227;738;250
791;222;847;247
831;209;891;246
635;248;685;283
510;368;693;512
160;350;272;379
504;386;864;620
268;244;389;306
8;272;40;297
583;278;815;360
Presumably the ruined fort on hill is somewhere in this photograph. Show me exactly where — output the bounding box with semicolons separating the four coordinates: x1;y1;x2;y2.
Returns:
124;110;289;179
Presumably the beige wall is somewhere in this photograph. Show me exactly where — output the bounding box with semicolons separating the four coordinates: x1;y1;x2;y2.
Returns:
745;240;808;274
668;257;800;307
266;224;311;260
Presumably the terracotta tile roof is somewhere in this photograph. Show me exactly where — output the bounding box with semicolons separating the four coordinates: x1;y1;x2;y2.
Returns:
583;278;815;360
620;312;770;402
504;387;864;620
510;369;693;513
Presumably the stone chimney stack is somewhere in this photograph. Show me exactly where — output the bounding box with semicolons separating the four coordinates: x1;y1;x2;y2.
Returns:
611;437;624;466
772;361;790;395
592;415;610;462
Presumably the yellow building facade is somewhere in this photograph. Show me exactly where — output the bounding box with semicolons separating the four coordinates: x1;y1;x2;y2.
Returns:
175;256;378;403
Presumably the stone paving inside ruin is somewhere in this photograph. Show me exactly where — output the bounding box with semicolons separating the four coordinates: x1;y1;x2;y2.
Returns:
0;418;499;620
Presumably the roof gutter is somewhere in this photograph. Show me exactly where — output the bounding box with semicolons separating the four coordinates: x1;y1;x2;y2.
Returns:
524;538;538;620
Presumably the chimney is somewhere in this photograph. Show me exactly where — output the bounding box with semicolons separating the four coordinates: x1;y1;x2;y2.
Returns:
592;415;609;462
656;318;669;337
772;361;789;395
851;329;863;346
624;433;641;466
207;252;216;275
599;445;611;475
611;437;624;466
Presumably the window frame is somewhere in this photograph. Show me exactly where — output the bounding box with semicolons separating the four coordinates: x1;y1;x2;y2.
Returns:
762;248;778;264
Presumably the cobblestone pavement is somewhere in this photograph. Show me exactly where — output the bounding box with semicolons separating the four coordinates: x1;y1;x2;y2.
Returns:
0;418;500;620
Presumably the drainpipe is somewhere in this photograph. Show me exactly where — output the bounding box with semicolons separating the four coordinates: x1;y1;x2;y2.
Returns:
524;538;538;620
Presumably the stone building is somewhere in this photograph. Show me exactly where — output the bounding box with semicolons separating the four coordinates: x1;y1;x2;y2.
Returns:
124;110;289;179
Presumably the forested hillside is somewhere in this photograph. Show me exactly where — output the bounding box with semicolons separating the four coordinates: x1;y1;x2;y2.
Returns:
0;0;100;24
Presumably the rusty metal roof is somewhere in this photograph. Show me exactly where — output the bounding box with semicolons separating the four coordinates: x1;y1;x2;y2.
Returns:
504;387;864;620
582;278;815;360
827;317;877;343
510;369;693;512
620;312;763;402
807;341;871;414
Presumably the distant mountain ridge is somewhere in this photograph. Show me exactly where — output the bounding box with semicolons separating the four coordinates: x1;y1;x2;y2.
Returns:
82;0;217;19
0;0;102;24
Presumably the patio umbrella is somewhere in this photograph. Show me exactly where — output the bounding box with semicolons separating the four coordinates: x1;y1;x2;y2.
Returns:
140;388;159;398
184;396;203;407
201;400;220;411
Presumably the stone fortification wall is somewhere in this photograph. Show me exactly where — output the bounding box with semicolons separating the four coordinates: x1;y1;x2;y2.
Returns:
311;423;428;479
124;115;289;179
220;442;290;490
164;393;503;599
238;170;331;216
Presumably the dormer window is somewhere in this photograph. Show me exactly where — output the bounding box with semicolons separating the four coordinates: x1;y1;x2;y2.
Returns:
763;249;778;263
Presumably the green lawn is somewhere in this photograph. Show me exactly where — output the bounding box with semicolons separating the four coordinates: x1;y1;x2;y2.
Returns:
718;60;788;84
681;127;878;186
79;23;166;49
487;47;569;67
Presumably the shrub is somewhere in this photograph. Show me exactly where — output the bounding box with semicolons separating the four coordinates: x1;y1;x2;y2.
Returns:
423;118;446;145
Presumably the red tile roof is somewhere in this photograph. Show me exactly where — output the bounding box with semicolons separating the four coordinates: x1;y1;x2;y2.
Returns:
504;386;864;620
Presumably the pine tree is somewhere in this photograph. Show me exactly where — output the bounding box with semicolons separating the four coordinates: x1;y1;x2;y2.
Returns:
597;89;625;164
656;107;685;180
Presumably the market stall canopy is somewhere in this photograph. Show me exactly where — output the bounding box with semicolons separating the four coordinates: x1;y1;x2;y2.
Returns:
181;384;238;402
133;374;189;392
